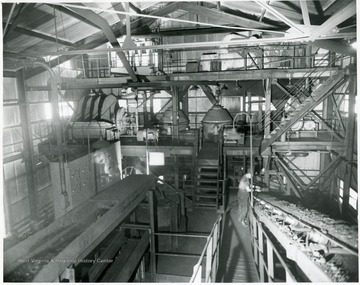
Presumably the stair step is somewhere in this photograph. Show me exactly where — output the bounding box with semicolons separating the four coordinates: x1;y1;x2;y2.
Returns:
195;194;218;199
197;179;218;183
197;186;218;191
197;169;218;174
195;204;217;209
198;172;218;177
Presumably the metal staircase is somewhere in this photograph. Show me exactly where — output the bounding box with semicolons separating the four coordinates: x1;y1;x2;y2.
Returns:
194;163;220;208
261;69;345;154
194;140;223;210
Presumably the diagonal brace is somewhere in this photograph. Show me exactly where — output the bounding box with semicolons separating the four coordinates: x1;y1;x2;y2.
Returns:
303;155;343;191
68;4;138;82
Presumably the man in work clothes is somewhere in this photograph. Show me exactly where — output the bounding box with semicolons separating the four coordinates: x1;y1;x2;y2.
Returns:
238;173;260;226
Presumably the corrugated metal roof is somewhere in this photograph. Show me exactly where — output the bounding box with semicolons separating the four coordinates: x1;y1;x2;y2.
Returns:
2;1;356;71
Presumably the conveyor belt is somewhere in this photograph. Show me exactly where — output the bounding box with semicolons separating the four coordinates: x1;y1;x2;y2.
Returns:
254;194;358;282
4;175;157;282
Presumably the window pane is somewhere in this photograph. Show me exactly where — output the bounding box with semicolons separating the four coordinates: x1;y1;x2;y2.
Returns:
349;197;357;209
349;188;357;199
59;101;74;118
3;77;18;100
29;103;51;121
3;106;21;127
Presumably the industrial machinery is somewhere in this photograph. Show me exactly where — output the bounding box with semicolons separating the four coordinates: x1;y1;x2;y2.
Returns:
287;116;318;138
157;109;190;136
223;127;245;145
202;103;233;141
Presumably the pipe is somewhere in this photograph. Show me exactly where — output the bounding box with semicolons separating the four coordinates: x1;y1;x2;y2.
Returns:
28;61;70;209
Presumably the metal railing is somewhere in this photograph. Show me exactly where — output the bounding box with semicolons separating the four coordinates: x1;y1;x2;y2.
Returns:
189;214;223;282
256;52;346;136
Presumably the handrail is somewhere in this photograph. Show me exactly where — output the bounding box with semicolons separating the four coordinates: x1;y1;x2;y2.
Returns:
189;214;223;283
256;52;344;135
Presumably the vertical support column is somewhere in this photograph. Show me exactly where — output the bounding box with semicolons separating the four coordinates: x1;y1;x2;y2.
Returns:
172;155;179;248
206;237;213;282
222;154;227;212
149;91;154;123
305;46;312;68
263;78;272;187
171;86;179;140
143;92;148;127
267;240;274;282
247;91;252;117
264;79;272;137
82;54;90;78
320;96;334;191
17;69;39;224
253;220;258;266
258;223;265;282
259;48;264;69
3;170;12;235
342;65;356;217
211;223;219;282
182;91;189;118
148;190;157;281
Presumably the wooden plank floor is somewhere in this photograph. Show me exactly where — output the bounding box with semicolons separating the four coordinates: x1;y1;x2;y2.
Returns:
216;188;259;282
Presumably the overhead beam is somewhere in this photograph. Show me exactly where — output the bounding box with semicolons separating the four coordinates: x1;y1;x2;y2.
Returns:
111;2;126;22
12;26;76;47
323;0;354;16
24;2;180;79
179;2;277;29
47;4;102;30
309;39;356;57
199;85;218;104
3;3;17;36
129;3;142;14
3;3;36;42
309;1;356;41
254;0;305;34
68;4;138;82
299;0;311;27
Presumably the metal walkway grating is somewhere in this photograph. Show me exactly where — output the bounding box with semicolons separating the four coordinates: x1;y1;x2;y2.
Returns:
216;189;259;282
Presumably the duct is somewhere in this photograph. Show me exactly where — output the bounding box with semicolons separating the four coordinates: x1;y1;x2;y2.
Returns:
28;61;70;209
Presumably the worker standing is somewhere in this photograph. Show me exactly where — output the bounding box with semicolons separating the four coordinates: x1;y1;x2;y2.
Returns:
238;173;260;226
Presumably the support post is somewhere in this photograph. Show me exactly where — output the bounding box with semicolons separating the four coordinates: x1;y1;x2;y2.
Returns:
171;86;179;139
263;78;272;187
342;65;356;217
148;190;157;281
172;155;179;248
267;240;274;281
17;70;39;224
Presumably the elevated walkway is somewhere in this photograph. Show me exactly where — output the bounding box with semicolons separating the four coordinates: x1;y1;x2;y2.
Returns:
217;187;259;282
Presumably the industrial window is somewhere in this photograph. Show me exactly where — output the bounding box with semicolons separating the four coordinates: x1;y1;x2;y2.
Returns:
44;101;74;119
339;179;344;204
339;179;358;210
148;152;165;166
153;99;162;113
